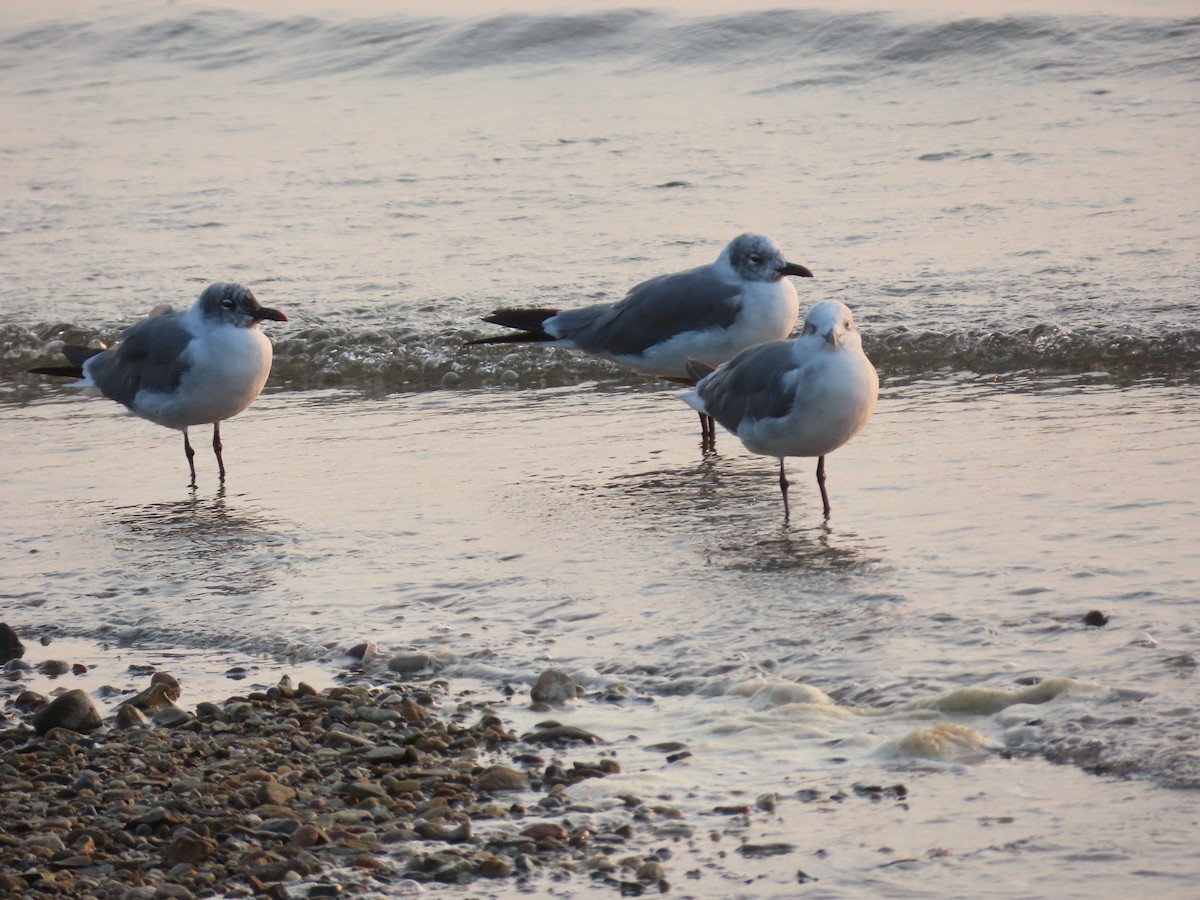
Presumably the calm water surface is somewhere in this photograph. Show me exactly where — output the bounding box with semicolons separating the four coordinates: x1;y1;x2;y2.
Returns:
1;0;1197;896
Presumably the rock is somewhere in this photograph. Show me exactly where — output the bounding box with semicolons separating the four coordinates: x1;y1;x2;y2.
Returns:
15;689;48;711
3;657;32;674
347;640;379;661
151;671;181;692
21;833;66;852
38;659;70;676
0;622;24;662
257;781;298;806
119;682;180;713
115;705;151;729
1082;610;1109;627
521;822;568;843
32;688;102;735
289;824;329;848
636;860;666;882
477;855;513;878
164;832;217;866
153;702;195;728
414;820;472;842
530;668;577;704
474;765;530;793
387;652;436;675
345;780;388;801
521;724;602;744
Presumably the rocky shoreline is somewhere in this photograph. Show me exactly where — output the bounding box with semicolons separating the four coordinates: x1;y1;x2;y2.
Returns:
0;626;682;898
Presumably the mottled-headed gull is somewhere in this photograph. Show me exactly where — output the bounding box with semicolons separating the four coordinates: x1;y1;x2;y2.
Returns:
30;282;287;487
469;233;813;438
681;299;878;520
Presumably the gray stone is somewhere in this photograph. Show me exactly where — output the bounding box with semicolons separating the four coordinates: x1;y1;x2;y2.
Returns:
387;652;436;675
531;668;577;705
32;688;102;735
38;659;70;676
115;705;151;729
0;622;24;663
152;702;195;728
474;765;530;793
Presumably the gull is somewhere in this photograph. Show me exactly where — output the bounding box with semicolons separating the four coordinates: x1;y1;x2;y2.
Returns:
681;299;878;520
30;282;287;487
468;232;813;439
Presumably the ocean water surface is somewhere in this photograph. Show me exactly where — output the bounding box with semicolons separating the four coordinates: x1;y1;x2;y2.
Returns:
1;0;1197;896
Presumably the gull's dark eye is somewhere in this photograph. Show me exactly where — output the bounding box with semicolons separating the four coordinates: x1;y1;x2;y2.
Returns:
750;254;764;264
221;299;236;309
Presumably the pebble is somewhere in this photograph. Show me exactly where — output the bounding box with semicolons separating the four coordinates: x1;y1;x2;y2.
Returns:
0;671;725;896
31;688;102;734
0;622;24;662
530;668;577;704
474;765;530;793
387;652;436;674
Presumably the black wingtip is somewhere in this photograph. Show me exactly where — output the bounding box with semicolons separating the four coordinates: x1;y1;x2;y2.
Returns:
28;365;85;378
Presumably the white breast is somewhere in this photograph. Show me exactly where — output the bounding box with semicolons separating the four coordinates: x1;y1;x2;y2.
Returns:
135;325;273;429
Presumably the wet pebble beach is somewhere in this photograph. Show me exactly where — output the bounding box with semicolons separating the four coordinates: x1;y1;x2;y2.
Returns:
1;626;891;898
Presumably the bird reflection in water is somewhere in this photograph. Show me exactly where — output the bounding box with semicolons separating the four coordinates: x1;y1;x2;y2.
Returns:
603;456;884;576
110;487;291;598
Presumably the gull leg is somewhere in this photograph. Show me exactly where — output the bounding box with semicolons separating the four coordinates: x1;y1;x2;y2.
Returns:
816;455;830;519
779;458;791;523
699;413;716;450
212;422;226;482
183;428;197;488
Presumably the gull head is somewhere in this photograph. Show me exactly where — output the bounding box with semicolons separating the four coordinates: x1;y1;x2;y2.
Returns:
800;300;860;350
197;283;288;328
724;233;813;283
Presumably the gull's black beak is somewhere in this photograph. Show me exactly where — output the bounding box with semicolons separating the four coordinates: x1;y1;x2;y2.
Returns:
254;307;288;323
779;263;814;278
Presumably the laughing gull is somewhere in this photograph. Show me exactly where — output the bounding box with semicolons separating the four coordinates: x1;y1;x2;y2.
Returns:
30;282;287;487
468;233;813;438
681;299;878;520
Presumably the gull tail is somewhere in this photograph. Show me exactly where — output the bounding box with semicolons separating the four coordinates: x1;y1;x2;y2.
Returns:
29;345;104;378
466;307;561;345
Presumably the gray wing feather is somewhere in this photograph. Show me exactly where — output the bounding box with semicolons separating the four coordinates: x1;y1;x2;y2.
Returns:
85;312;195;408
560;265;742;357
696;341;802;432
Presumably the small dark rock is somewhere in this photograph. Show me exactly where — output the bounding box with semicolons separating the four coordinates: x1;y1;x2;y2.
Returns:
38;659;70;676
738;842;795;858
530;668;577;704
32;689;102;735
347;640;379;661
1082;610;1109;627
388;652;436;675
0;623;24;662
522;724;602;744
164;832;216;866
475;765;530;793
15;689;48;711
151;671;181;691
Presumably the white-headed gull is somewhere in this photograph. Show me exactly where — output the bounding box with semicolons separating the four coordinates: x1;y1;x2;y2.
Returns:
681;299;878;520
31;282;287;487
470;232;813;438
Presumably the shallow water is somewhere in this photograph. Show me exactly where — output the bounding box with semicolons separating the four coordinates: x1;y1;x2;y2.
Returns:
2;0;1198;895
